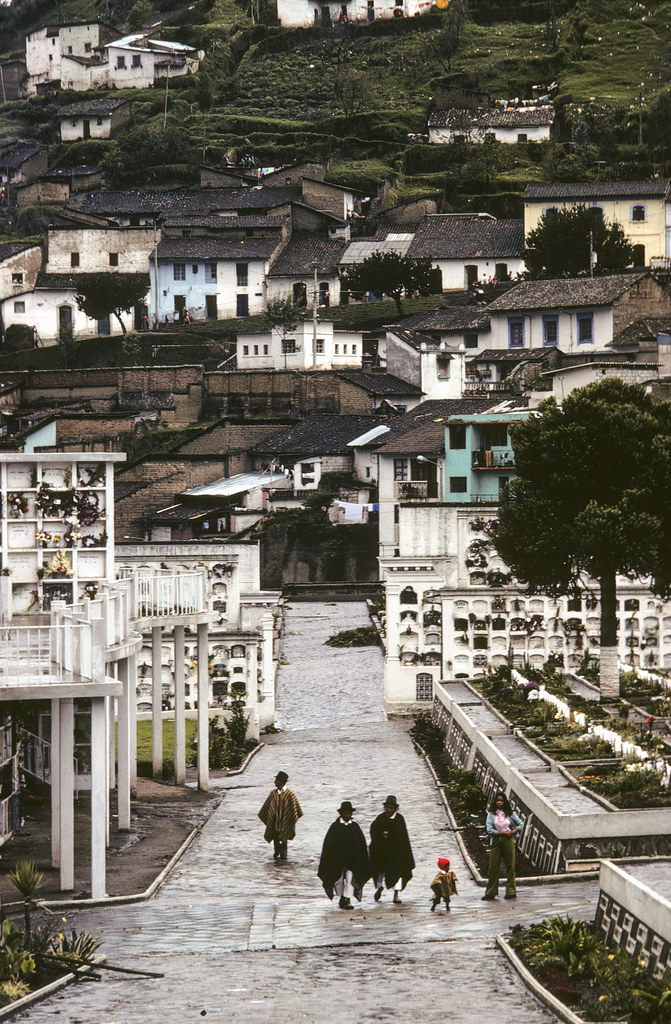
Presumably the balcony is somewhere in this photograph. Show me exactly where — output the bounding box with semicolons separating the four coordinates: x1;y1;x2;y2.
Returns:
117;568;207;623
464;380;512;395
395;480;436;500
472;449;515;470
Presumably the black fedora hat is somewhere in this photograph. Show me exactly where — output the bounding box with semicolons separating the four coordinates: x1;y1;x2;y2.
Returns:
384;795;399;807
338;800;356;815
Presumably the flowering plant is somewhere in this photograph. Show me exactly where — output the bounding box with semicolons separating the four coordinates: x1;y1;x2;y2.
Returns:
83;582;99;598
8;493;29;517
36;530;51;546
46;551;73;577
65;531;81;547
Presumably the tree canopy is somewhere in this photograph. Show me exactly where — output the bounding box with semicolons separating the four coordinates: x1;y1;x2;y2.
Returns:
495;379;671;697
524;205;635;278
340;252;437;314
74;273;150;335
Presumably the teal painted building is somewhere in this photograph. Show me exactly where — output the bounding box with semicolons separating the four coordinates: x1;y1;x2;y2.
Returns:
443;409;530;503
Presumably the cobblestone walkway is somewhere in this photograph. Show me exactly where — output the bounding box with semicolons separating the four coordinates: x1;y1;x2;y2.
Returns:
18;601;599;1023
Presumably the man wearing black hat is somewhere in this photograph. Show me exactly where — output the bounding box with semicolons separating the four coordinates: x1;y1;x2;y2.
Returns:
258;771;303;861
317;801;371;909
369;795;415;904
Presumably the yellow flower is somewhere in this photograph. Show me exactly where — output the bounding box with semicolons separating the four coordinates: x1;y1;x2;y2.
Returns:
599;995;607;1002
608;954;615;960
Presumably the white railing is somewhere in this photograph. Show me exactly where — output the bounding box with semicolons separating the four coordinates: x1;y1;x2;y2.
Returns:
118;569;206;620
21;730;50;783
0;623;93;687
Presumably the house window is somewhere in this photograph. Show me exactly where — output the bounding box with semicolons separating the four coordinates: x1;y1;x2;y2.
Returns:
96;118;103;125
393;459;408;481
316;338;324;354
343;344;348;354
449;477;467;493
253;345;258;355
11;273;23;284
631;204;646;222
300;462;316;485
67;45;72;53
84;42;91;52
577;313;593;344
437;356;451;379
334;344;339;354
508;317;524;348
263;344;268;354
109;252;118;266
116;55;126;69
542;316;558;346
517;133;528;143
236;263;248;287
70;252;80;268
588;205;603;222
449;424;466;449
464;333;478;349
191;264;197;275
206;263;217;280
242;345;249;355
13;301;25;313
71;119;77;126
132;54;142;68
173;263;186;280
282;338;296;354
236;294;248;317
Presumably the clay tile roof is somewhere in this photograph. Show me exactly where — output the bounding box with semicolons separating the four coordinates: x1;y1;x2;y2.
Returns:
335;370;423;395
524;180;670;200
429;107;555;129
485;273;649;313
155;237;280;260
408;216;524;260
388;306;491;332
0;241;38;262
373;398;501;456
249;415;379;457
269;233;349;276
58;98;130;117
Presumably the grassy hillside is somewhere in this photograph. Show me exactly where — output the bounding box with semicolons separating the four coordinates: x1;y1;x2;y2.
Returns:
1;0;670;228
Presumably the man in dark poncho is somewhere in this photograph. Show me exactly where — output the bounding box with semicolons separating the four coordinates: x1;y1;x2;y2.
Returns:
369;795;415;904
317;801;371;909
258;771;302;860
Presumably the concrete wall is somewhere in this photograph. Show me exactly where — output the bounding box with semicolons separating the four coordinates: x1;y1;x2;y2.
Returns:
45;225;154;274
596;860;671;977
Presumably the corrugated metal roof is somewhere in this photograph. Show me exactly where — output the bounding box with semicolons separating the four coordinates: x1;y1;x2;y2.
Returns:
182;470;289;499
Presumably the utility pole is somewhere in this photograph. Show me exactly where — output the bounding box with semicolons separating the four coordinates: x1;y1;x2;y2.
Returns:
163;73;169;129
312;262;318;371
153;219;159;328
639;87;644;146
589;228;594;278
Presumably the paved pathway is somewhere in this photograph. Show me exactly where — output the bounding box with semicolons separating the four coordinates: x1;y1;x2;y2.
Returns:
19;601;599;1023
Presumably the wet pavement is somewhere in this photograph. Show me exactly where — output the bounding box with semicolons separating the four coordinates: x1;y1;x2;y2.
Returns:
18;601;600;1023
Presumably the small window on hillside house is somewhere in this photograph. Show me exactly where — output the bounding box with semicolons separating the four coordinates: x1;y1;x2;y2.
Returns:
631;204;646;222
577;313;593;344
70;252;79;268
84;42;91;52
508;318;524;348
132;54;142;68
13;301;25;313
282;339;296;354
109;252;118;266
542;316;558;346
449;424;466;449
450;477;467;493
517;133;527;143
173;263;186;280
242;345;249;355
192;264;198;274
11;273;22;284
464;333;478;349
393;459;408;481
206;264;217;280
236;263;248;287
316;338;324;354
116;55;126;68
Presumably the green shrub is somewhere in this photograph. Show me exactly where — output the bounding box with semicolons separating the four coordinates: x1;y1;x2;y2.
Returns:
410;712;444;755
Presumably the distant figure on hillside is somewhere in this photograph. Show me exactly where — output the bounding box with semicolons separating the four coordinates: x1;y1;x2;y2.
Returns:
258;771;303;861
369;795;415;904
318;800;370;909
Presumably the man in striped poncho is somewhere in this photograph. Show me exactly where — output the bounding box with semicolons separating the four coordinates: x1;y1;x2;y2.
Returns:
258;771;303;860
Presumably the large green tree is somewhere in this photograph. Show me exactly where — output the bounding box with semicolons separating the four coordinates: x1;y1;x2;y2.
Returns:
495;379;671;698
524;205;635;278
340;252;436;315
74;273;150;335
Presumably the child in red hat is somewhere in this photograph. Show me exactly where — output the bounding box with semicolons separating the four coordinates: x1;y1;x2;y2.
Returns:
430;856;458;912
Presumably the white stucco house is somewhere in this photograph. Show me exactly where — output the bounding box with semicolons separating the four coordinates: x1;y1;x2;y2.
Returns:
384;327;467;400
484;273;671;353
58;98;133;142
24;21;115;94
406;214;525;291
151;237;282;322
237;319;364;371
428;106;555;145
104;35;203;89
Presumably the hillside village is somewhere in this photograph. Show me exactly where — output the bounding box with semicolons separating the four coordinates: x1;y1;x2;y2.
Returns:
3;0;671;1017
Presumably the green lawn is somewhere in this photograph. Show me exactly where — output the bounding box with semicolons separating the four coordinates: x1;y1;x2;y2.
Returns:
135;718;198;778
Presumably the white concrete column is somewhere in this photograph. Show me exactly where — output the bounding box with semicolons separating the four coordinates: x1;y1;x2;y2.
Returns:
59;698;75;892
117;657;132;831
129;652;137;793
50;697;61;868
173;624;186;785
152;625;163;779
227;569;240;629
246;643;259;740
90;696;107;899
196;621;209;792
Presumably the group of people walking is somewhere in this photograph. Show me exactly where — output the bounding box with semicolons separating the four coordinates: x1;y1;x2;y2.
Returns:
258;773;522;907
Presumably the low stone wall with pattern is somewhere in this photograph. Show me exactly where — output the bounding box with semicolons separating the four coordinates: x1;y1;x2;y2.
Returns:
596;861;671;978
433;681;671;874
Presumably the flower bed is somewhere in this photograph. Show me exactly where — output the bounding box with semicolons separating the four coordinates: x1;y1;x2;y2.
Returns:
507;915;671;1022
